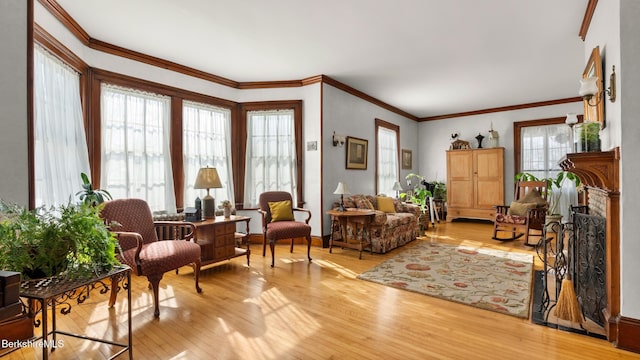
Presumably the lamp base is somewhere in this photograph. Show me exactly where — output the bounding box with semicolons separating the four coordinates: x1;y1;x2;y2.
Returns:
202;195;215;219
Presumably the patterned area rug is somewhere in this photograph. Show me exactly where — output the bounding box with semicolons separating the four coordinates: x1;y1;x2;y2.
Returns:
357;241;534;318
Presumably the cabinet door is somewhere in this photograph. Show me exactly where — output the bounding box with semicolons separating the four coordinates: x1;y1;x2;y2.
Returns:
447;150;474;208
474;148;504;209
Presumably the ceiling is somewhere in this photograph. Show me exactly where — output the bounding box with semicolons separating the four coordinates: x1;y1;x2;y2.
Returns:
55;0;588;119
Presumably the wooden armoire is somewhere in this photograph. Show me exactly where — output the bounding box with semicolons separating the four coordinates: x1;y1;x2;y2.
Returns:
446;147;504;222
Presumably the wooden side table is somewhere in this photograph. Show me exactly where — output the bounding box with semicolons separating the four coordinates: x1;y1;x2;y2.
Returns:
192;215;251;267
326;209;375;259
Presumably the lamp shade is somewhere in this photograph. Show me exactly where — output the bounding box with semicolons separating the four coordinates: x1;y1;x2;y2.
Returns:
194;167;222;189
565;113;579;125
392;181;403;191
333;182;350;195
579;77;599;97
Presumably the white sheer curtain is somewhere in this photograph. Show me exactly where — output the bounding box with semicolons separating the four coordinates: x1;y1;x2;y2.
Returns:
377;126;399;196
183;101;234;208
521;123;572;179
244;109;297;207
100;84;176;213
33;44;90;207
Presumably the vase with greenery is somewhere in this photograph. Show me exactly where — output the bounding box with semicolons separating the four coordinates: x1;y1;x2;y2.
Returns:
76;172;112;206
574;122;601;152
399;173;433;232
0;201;120;280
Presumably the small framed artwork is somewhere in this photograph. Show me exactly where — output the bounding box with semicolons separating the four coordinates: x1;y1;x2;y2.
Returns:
346;136;368;170
402;149;412;169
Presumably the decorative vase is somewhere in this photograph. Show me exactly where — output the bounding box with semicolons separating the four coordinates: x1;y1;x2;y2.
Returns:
223;207;231;219
475;133;485;148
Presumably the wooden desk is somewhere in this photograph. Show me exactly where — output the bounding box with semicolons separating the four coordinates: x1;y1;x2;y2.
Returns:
326;209;375;259
192;216;251;267
16;266;132;360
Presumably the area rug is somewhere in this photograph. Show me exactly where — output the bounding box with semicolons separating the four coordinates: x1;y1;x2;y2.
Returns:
357;241;534;318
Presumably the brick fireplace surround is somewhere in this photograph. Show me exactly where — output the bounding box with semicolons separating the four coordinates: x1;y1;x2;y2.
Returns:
561;147;639;353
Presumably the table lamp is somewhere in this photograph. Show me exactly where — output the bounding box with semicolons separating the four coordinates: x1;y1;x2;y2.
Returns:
392;181;403;199
194;166;223;219
333;181;350;211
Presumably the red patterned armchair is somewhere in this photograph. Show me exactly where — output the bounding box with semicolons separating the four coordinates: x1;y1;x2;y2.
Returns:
101;198;202;318
258;192;312;267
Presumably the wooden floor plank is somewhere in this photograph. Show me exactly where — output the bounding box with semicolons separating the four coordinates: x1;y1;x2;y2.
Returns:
4;220;639;359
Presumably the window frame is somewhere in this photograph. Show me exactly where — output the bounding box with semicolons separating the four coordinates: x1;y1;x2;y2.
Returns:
375;118;400;195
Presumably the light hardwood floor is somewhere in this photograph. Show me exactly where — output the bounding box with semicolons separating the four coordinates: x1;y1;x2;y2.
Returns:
4;220;639;359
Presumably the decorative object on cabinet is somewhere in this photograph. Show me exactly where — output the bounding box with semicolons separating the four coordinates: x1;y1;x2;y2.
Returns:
579;46;605;128
100;198;202;318
258;191;312;267
401;149;412;169
333;181;350;211
475;133;485;148
489;123;499;148
219;200;233;219
346;136;368;169
450;139;470;150
446;147;504;222
194;166;223;219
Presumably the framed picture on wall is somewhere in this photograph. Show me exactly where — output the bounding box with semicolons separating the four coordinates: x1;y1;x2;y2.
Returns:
402;149;412;169
583;46;605;128
346;136;368;169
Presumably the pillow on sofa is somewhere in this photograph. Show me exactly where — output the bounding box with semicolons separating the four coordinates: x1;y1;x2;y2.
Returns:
507;202;537;216
354;195;374;210
376;196;396;213
269;200;294;222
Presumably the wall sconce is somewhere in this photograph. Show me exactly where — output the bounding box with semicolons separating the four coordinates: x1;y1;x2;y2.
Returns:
332;132;346;147
579;65;616;106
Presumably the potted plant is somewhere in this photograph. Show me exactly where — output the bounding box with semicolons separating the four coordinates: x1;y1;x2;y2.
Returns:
574;121;601;152
76;172;112;206
514;171;581;224
399;173;432;231
0;201;120;280
431;181;447;200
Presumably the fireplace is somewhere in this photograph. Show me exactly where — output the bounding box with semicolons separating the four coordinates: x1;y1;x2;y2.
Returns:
560;148;620;343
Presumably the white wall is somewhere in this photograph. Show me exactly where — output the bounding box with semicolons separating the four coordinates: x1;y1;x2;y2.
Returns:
0;0;29;206
417;102;583;204
322;84;419;234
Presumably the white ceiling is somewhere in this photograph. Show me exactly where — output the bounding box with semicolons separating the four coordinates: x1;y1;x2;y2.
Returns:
56;0;588;118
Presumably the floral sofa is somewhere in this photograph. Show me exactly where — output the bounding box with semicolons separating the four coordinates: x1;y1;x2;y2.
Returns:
332;194;421;254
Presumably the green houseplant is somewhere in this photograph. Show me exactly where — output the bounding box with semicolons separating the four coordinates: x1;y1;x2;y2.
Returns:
399;173;432;215
76;172;112;206
574;121;601;152
514;171;581;216
0;201;120;280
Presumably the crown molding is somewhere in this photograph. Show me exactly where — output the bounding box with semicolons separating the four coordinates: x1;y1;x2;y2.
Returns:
579;0;598;41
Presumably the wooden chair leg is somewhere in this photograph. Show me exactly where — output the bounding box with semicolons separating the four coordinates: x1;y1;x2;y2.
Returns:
290;239;294;253
306;235;312;262
270;240;276;267
192;260;202;293
147;274;163;318
262;234;267;257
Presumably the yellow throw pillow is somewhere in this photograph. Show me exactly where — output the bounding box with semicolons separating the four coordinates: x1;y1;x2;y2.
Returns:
376;196;396;213
269;200;294;222
507;202;537;216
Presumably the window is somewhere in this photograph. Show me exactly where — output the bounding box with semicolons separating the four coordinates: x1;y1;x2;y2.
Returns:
33;44;90;207
183;101;234;208
515;117;573;179
100;84;176;213
376;119;399;196
244;109;297;207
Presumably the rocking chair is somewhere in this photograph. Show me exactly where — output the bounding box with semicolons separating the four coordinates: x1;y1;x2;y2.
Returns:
492;181;548;246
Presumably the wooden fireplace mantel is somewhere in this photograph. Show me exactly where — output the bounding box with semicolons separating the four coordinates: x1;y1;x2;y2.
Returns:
559;147;620;192
559;147;620;344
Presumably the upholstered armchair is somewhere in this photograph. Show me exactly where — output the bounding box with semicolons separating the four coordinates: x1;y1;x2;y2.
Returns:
101;198;202;318
258;192;312;267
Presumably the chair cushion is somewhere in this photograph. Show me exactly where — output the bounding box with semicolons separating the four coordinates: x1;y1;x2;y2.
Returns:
495;213;528;225
517;189;547;207
119;240;201;276
376;196;396;213
265;221;311;240
269;200;294;222
507;202;537;216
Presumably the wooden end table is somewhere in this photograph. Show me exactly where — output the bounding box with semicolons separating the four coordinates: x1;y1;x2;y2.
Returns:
192;215;251;268
326;209;375;259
